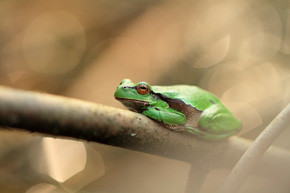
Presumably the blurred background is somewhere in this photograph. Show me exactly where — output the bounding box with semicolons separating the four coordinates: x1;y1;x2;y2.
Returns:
0;0;290;192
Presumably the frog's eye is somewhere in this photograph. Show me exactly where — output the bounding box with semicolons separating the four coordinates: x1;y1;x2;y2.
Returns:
137;84;150;95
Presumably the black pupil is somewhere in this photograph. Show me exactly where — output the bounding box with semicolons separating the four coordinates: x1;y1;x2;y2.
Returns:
140;86;147;90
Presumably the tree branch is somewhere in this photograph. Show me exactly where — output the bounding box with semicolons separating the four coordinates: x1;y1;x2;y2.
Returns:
0;86;289;180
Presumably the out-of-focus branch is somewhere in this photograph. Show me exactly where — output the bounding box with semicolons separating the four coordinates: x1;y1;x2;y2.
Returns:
219;103;290;193
0;86;289;179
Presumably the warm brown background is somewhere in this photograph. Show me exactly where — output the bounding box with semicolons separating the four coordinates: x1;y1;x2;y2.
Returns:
0;0;290;192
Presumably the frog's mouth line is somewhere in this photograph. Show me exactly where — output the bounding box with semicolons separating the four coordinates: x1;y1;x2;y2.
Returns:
115;97;150;112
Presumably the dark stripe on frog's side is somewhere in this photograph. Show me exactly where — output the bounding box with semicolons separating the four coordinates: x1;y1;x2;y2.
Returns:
154;92;203;128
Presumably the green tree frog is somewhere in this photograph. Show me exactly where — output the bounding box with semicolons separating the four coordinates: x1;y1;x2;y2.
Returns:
114;79;242;140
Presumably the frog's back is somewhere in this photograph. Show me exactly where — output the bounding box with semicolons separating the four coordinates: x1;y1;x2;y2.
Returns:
152;85;223;111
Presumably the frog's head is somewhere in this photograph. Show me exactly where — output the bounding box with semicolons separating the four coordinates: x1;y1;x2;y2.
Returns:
114;79;157;112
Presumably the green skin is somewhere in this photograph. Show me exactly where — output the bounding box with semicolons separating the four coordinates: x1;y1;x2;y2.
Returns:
114;79;242;140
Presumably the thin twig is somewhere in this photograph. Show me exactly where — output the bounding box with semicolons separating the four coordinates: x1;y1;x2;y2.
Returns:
185;164;209;193
0;86;289;182
219;103;290;193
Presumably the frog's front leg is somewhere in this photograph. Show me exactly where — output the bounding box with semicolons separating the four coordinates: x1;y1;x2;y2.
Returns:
142;106;187;126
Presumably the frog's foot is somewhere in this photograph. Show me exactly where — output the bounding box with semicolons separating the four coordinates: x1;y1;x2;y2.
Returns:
184;126;206;137
166;125;206;138
185;126;240;140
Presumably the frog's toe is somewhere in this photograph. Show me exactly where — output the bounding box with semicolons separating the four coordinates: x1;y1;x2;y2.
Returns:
185;126;205;137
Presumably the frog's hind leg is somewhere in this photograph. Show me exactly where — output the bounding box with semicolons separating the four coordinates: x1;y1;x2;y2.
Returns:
198;104;242;139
